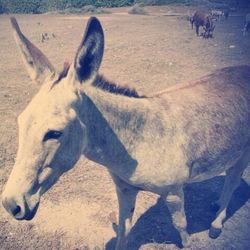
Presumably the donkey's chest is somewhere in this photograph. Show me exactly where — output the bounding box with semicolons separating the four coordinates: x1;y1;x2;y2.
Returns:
110;141;190;193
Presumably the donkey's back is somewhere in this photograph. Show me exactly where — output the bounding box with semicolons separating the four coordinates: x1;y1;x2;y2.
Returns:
157;65;250;182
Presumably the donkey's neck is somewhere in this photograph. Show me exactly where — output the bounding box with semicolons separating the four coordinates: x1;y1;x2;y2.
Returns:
80;85;150;171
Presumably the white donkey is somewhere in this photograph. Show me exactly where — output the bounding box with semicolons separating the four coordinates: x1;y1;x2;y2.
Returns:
2;17;250;249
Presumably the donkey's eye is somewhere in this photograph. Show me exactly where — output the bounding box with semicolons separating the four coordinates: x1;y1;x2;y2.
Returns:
43;130;63;142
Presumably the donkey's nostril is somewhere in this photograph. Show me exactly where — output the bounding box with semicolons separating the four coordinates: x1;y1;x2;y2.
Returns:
2;197;23;218
13;205;21;217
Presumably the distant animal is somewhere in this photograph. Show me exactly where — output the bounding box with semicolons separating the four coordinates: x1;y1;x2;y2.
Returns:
41;32;49;43
243;13;250;36
191;10;215;38
2;16;250;250
210;9;229;21
211;10;224;21
41;32;56;43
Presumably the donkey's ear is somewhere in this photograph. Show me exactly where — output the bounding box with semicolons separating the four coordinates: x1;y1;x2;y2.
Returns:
74;17;104;83
10;17;55;83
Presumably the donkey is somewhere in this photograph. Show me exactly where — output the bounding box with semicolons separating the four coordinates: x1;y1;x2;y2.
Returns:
191;10;215;38
210;9;229;21
210;9;224;21
2;17;250;249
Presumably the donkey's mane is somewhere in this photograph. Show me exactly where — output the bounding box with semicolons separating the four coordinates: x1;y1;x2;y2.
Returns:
51;63;143;98
93;75;144;98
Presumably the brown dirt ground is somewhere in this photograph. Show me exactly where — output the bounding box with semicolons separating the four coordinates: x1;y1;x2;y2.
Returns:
0;5;250;250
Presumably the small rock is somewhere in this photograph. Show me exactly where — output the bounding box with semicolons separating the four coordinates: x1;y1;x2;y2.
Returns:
27;223;34;230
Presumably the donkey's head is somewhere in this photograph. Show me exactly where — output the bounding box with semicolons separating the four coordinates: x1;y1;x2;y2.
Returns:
203;17;215;39
2;17;104;220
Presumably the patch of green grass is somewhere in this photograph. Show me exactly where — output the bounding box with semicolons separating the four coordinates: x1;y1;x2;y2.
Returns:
135;0;187;6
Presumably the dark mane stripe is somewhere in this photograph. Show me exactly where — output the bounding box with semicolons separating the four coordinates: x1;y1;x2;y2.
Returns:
51;66;144;98
93;75;143;98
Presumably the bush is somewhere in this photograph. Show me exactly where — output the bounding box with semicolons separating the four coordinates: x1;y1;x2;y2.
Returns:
57;5;111;14
0;0;188;14
128;4;147;14
81;5;111;14
0;0;4;13
45;0;69;11
1;0;45;13
135;0;186;5
49;0;135;9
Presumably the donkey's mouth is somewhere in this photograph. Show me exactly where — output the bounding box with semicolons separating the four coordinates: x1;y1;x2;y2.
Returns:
13;196;40;221
22;201;39;220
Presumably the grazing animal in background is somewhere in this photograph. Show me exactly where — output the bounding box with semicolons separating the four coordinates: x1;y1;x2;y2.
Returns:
210;9;229;21
41;32;56;43
2;17;250;250
210;8;230;21
243;13;250;36
41;32;49;43
211;9;224;21
191;10;215;38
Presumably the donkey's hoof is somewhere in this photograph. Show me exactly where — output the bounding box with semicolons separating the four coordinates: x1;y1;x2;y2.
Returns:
180;232;191;248
209;226;222;239
182;240;191;249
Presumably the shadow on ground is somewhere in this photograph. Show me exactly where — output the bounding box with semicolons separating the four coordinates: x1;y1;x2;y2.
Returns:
105;176;250;250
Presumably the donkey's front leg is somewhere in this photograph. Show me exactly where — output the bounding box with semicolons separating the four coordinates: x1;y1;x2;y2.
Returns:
164;185;190;248
110;173;138;250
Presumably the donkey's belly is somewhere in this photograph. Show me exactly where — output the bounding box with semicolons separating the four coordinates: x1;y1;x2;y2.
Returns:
187;151;243;183
120;159;190;194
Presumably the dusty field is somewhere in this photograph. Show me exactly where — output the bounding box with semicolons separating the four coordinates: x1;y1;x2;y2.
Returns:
0;5;250;250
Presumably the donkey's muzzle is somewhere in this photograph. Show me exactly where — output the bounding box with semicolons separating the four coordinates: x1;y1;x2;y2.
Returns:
2;195;39;220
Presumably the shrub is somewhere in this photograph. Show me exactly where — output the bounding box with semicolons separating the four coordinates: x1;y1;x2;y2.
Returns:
57;5;111;14
0;0;188;14
60;0;134;8
43;0;70;11
1;0;45;13
128;4;147;14
0;0;4;13
81;5;98;13
135;0;186;5
81;5;111;14
93;0;134;7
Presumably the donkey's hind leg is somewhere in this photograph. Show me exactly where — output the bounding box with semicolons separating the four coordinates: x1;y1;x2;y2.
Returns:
209;150;249;238
164;185;190;248
110;173;138;250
